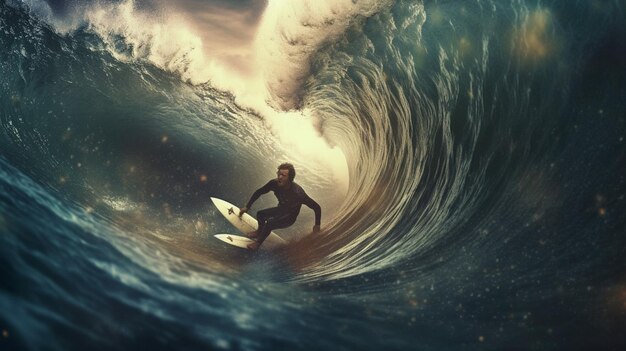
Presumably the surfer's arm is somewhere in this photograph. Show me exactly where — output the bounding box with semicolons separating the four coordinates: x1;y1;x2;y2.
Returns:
245;180;274;209
302;194;321;227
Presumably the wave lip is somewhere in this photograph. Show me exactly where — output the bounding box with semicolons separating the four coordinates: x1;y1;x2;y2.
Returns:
255;0;392;110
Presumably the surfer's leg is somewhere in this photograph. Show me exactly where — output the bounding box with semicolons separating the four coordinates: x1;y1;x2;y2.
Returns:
247;242;260;250
255;207;279;242
249;207;276;239
255;207;276;236
248;207;279;243
256;212;296;246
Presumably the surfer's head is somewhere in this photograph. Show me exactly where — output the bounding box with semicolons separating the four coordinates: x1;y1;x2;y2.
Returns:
277;163;296;186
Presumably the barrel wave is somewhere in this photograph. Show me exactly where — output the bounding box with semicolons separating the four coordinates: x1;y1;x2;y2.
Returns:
1;0;625;350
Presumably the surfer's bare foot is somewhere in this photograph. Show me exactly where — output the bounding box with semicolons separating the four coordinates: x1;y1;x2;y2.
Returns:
247;242;260;250
247;231;258;239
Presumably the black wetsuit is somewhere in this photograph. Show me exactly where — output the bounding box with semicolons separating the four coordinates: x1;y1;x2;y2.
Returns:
246;179;321;245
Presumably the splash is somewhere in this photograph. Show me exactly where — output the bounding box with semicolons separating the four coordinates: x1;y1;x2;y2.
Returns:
38;0;357;191
255;0;392;111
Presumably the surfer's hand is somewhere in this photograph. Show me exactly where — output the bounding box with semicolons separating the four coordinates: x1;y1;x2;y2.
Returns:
312;225;320;233
239;207;248;217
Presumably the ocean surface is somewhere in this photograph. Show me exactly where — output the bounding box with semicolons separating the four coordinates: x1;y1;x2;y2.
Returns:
1;0;625;350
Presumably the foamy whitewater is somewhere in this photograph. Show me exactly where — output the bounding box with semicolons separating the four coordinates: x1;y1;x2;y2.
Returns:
1;0;625;350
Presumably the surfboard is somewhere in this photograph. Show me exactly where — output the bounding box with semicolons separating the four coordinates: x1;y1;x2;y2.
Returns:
210;197;286;249
214;234;256;249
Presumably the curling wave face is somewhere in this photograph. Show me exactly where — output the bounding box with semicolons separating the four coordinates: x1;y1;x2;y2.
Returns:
292;0;574;280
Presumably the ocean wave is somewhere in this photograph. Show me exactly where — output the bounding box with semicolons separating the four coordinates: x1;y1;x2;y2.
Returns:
1;0;619;282
2;0;626;349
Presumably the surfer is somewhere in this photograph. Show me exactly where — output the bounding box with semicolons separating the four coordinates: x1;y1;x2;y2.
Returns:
239;163;321;250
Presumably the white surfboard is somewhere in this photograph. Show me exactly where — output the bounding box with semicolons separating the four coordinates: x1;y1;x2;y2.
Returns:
214;234;256;249
211;197;286;249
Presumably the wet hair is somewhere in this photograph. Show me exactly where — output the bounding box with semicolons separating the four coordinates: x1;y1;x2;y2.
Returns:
278;163;296;182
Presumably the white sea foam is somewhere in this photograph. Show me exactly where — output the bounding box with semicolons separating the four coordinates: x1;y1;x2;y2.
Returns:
255;0;391;110
62;0;360;192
